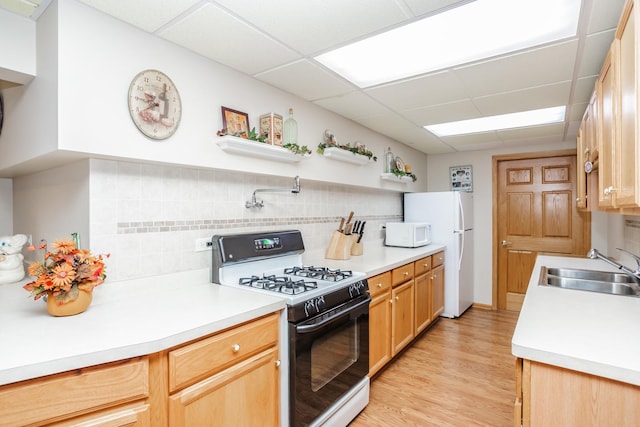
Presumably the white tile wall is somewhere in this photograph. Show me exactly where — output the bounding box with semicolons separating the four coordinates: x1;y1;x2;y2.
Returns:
89;159;402;282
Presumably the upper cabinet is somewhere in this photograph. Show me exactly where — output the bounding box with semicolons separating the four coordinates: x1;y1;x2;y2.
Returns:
580;0;640;213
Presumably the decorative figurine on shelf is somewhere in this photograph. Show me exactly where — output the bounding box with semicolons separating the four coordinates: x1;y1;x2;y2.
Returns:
0;234;28;284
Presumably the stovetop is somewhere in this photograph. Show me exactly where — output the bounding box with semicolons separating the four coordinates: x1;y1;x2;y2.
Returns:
210;231;369;321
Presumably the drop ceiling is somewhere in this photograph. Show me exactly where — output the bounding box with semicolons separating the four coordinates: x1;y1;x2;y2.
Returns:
1;0;627;154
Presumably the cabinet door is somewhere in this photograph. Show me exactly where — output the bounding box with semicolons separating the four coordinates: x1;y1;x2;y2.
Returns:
52;402;151;427
597;45;618;208
391;280;415;355
369;290;392;377
414;272;431;335
576;125;587;209
616;0;639;207
169;348;279;427
431;265;445;319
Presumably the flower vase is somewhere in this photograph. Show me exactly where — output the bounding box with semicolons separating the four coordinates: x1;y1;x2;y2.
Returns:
46;290;93;317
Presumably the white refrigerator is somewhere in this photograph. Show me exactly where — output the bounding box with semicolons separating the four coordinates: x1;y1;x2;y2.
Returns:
403;191;474;318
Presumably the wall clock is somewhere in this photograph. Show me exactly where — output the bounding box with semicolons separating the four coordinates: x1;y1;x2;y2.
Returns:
128;69;181;140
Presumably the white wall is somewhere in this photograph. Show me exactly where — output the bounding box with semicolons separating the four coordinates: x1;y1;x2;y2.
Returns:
13;160;90;261
0;8;36;84
27;0;426;192
0;178;12;236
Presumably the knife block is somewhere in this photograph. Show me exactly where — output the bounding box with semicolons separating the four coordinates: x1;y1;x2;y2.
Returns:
351;234;363;256
325;231;351;260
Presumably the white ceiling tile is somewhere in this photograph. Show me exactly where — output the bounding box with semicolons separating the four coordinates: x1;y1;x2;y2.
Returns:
365;71;467;110
76;0;200;32
313;92;391;120
569;102;588;121
439;131;502;151
355;113;449;151
159;4;299;75
578;29;615;77
402;0;468;16
402;100;481;126
573;75;598;104
587;0;627;34
472;81;571;116
213;0;408;54
255;60;354;101
453;40;579;98
495;122;565;141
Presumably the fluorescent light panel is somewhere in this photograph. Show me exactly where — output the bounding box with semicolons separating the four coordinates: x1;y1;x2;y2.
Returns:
424;106;566;136
315;0;581;87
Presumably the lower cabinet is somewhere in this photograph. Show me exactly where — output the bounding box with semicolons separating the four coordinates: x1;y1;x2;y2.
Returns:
166;313;280;427
0;312;281;427
368;271;392;377
515;358;640;426
369;251;445;377
0;357;150;427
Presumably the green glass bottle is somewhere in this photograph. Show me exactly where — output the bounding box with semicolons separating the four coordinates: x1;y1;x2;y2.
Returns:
284;108;298;145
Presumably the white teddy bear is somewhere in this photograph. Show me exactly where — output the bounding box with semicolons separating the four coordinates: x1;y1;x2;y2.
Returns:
0;234;28;284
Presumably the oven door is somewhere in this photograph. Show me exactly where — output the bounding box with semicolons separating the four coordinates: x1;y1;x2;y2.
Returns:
289;294;370;427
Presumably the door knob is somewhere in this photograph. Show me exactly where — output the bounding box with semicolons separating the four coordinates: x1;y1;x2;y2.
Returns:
501;240;512;247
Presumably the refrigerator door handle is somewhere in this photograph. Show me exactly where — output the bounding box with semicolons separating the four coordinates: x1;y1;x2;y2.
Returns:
457;194;465;231
457;231;464;271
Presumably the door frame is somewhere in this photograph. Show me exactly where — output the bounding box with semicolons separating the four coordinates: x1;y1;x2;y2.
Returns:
491;149;588;309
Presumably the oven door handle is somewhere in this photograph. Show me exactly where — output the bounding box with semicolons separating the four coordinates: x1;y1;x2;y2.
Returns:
295;296;370;334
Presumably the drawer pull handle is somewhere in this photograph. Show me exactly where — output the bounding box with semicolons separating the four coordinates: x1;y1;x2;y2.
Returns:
275;360;281;368
403;271;409;276
232;344;240;353
395;296;399;301
377;283;382;288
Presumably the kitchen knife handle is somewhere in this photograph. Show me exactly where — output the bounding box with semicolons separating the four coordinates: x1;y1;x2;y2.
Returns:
346;211;354;224
338;217;345;232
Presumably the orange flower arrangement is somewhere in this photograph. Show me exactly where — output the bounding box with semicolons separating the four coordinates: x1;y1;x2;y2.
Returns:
23;238;109;304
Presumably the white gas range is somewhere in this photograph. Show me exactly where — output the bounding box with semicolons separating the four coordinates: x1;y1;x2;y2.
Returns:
211;230;370;427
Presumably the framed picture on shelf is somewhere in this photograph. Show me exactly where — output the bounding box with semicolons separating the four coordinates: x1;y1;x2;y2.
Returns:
450;165;473;192
221;106;249;138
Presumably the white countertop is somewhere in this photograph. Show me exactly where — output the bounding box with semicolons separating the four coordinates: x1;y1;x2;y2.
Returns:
0;268;285;387
303;242;446;277
0;242;443;387
512;255;640;385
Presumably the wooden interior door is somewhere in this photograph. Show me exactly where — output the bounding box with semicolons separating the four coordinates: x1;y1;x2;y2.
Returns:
496;151;591;311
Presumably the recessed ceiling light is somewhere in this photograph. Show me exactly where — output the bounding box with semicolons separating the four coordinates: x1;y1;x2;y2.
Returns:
315;0;581;88
424;106;566;136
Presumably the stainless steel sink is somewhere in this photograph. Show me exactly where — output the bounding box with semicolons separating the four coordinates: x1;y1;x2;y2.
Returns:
539;266;640;297
545;267;638;283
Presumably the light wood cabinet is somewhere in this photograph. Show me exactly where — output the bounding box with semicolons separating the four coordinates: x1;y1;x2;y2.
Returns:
167;313;280;427
431;263;445;319
0;357;150;427
391;278;415;355
515;358;640;427
581;0;640;212
414;256;432;335
576;94;598;211
368;271;392;377
368;253;445;377
0;312;281;427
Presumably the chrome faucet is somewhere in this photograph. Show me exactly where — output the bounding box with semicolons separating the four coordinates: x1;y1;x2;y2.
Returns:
587;248;640;283
245;176;300;208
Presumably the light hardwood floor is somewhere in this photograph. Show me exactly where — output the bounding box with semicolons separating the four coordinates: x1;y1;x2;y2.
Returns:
350;308;519;427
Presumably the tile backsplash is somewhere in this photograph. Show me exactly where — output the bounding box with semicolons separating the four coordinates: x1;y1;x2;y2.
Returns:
89;159;402;282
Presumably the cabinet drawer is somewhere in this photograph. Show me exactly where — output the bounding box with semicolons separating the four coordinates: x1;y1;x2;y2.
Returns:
414;256;432;276
169;312;279;392
432;251;445;268
368;271;391;297
392;263;414;286
0;357;149;427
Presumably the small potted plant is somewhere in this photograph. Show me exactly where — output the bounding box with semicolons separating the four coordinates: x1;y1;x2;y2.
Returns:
23;238;109;316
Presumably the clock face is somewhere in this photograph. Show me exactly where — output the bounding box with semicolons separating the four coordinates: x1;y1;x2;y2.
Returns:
128;69;181;140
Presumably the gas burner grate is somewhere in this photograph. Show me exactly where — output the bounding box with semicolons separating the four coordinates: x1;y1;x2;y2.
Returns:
239;274;318;294
284;266;353;282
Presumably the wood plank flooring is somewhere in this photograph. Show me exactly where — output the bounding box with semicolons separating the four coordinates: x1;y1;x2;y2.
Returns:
350;308;519;427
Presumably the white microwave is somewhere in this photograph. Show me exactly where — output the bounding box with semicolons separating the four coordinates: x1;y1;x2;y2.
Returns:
385;222;432;248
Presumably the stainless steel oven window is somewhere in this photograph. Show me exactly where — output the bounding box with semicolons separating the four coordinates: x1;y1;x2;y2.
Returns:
311;320;359;391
